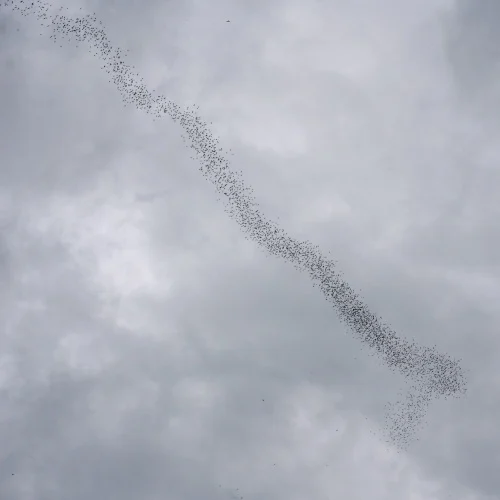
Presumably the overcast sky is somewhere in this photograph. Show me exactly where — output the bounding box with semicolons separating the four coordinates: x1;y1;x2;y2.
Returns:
1;0;500;499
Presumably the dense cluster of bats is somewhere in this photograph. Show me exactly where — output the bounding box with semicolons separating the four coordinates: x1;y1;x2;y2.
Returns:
1;0;468;451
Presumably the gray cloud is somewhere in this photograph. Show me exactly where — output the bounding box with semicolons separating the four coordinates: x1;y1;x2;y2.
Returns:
0;1;498;499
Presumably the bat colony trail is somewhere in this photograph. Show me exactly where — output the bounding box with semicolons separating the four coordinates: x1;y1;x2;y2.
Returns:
1;0;469;450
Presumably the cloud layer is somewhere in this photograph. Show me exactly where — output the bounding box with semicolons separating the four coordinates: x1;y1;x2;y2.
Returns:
1;0;499;499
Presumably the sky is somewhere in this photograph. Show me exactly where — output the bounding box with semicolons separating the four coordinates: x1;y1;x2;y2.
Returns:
1;0;500;499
